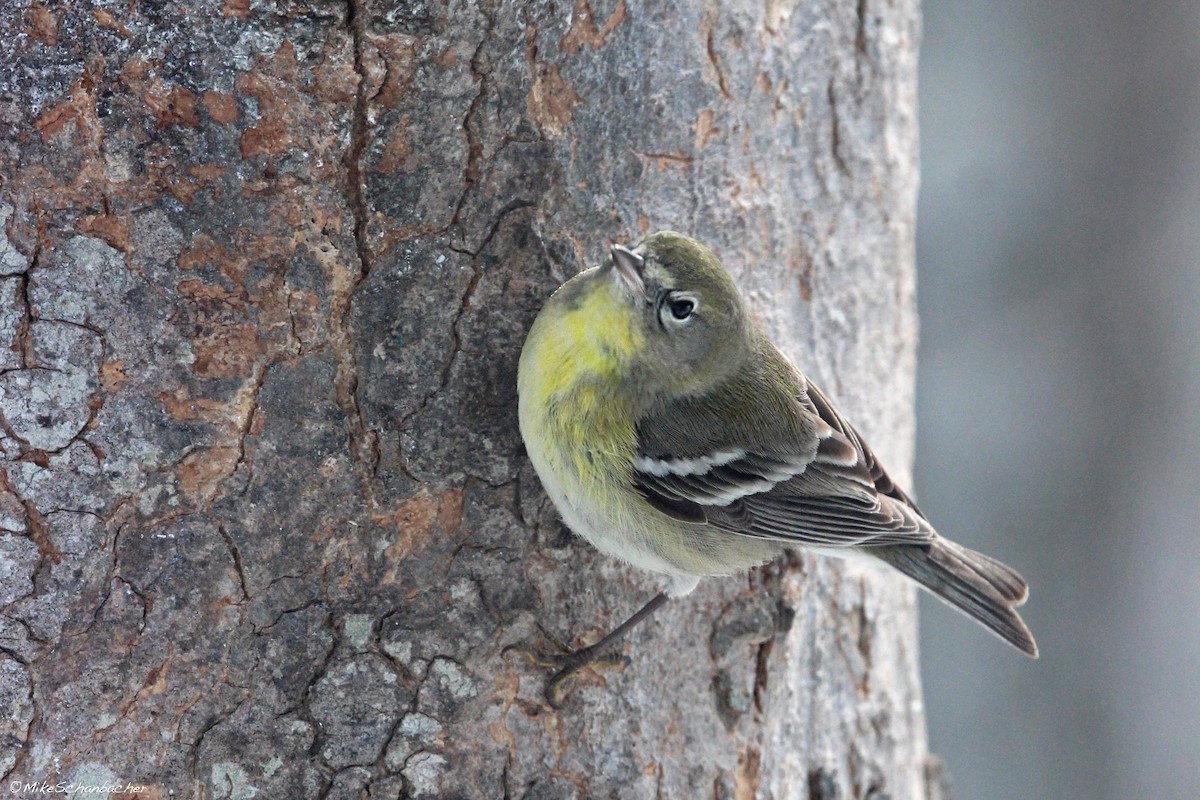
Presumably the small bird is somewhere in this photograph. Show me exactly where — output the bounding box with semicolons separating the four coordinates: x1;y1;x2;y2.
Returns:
515;231;1036;705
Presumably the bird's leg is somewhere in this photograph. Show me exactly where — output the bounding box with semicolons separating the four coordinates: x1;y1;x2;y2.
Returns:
506;592;670;708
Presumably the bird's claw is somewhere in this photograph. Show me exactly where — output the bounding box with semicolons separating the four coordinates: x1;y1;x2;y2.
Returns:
502;638;569;668
503;638;628;708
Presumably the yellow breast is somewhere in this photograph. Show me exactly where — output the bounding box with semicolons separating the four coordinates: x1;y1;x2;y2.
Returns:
517;270;642;493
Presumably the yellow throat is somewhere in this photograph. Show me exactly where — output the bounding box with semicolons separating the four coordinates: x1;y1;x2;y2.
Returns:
517;268;644;481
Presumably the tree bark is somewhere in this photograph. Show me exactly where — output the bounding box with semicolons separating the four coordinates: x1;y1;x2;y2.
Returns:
0;0;926;797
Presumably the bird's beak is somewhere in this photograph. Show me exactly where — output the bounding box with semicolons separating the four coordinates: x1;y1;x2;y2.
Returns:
610;244;646;296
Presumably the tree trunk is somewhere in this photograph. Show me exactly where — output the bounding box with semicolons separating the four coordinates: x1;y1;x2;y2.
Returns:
0;0;927;797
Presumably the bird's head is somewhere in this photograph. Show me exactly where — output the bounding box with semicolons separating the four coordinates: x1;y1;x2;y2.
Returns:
522;231;753;411
595;231;752;399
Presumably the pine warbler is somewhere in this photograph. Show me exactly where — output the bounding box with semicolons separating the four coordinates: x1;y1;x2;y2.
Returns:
515;231;1035;705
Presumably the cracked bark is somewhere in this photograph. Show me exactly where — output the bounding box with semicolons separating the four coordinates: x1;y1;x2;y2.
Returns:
0;0;933;797
336;0;383;507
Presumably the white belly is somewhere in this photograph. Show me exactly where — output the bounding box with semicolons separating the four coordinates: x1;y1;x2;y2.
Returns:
527;434;686;578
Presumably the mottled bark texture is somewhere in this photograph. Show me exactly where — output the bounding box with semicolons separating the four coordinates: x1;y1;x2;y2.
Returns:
0;0;927;797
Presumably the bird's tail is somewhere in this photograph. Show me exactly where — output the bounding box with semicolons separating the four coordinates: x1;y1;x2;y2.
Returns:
876;539;1038;657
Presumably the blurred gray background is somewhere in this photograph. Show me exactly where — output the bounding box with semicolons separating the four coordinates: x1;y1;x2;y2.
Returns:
915;1;1200;798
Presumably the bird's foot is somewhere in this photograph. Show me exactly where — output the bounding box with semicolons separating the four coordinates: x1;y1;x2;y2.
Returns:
503;635;628;708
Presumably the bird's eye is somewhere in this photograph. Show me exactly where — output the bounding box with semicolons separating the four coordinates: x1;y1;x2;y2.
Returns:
656;291;698;329
668;298;695;320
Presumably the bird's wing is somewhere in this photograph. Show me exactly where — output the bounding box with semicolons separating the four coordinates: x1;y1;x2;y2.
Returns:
631;340;934;547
